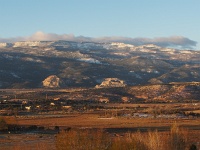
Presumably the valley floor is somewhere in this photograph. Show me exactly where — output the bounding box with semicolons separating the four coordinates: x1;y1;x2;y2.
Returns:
1;113;200;150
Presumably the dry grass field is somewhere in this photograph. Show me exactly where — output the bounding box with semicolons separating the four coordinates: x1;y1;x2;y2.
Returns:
3;113;200;129
1;99;200;149
1;114;200;150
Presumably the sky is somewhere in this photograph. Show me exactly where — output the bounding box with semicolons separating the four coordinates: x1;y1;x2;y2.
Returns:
0;0;200;50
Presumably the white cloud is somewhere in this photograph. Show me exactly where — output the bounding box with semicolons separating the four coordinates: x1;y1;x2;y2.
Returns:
0;31;197;49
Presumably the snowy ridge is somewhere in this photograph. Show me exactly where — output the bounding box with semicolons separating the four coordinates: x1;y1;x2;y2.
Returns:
103;42;135;50
13;41;53;47
0;40;200;88
0;41;199;62
0;41;181;53
0;43;13;47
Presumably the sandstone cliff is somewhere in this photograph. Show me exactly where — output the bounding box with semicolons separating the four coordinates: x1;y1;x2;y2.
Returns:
42;75;62;88
95;78;126;88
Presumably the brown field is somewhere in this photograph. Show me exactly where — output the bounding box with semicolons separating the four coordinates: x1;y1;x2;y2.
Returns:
1;96;200;149
1;113;200;150
3;113;200;128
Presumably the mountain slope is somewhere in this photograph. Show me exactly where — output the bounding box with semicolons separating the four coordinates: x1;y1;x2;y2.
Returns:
0;41;199;88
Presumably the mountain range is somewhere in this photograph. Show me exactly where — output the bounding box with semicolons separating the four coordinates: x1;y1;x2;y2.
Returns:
0;41;199;88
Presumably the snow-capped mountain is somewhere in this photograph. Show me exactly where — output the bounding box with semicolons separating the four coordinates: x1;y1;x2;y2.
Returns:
0;40;199;88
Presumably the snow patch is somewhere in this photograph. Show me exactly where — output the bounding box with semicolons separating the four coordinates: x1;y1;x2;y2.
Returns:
0;43;13;47
11;73;20;78
141;44;161;49
22;57;44;63
13;41;53;47
179;50;193;54
112;52;130;56
139;49;156;53
103;42;135;50
78;58;102;64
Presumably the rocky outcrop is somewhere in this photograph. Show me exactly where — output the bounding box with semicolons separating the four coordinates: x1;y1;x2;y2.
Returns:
42;75;62;88
95;78;126;88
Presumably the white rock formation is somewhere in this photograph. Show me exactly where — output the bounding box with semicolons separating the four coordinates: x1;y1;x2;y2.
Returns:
95;78;126;88
42;75;61;88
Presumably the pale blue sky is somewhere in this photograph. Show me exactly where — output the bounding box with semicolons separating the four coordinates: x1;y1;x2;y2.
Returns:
0;0;200;49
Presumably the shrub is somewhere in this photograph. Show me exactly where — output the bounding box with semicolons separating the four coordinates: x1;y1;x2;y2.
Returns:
0;117;8;131
147;130;163;150
55;123;189;150
130;130;167;150
189;144;197;150
56;129;148;150
110;133;148;150
169;122;188;150
56;129;111;150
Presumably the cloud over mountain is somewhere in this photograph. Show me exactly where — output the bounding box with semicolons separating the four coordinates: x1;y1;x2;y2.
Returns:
0;31;197;49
